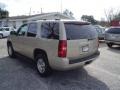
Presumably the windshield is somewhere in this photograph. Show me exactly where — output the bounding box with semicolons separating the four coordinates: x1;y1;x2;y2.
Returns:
64;23;97;40
94;27;105;34
106;28;120;34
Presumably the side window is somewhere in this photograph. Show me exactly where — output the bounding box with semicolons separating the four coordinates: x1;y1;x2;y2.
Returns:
27;23;37;37
5;28;9;31
17;24;28;36
41;22;59;39
0;28;3;31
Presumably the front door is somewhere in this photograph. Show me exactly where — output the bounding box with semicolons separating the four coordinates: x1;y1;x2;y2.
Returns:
12;24;28;54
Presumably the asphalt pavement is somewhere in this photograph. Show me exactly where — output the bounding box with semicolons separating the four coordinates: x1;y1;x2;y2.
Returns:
0;39;120;90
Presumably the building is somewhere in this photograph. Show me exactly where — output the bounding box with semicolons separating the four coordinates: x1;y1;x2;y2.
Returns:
110;20;120;26
0;12;74;29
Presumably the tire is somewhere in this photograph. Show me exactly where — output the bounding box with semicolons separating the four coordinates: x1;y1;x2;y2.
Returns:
107;43;113;48
7;43;15;58
0;34;3;39
35;53;52;77
85;60;93;65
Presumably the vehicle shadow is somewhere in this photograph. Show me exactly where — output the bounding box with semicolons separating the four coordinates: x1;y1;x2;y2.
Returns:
0;56;109;90
107;46;120;54
48;69;109;90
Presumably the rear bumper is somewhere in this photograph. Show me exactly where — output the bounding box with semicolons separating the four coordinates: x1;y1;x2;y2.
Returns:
98;35;105;40
105;40;120;45
98;37;104;40
50;51;100;71
69;51;100;64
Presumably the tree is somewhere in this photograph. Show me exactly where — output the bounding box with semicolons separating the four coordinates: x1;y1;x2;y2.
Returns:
63;9;74;18
104;8;115;22
0;3;9;19
104;8;120;22
81;15;97;24
113;12;120;20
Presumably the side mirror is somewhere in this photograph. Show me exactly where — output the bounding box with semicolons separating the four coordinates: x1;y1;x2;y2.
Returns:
10;31;17;35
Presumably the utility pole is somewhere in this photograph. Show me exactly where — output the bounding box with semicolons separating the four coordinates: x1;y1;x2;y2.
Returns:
41;8;43;14
29;8;31;16
60;0;63;13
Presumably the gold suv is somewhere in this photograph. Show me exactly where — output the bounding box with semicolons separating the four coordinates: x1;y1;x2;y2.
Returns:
7;20;100;77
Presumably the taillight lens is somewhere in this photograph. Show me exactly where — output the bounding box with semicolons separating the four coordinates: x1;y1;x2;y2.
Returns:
58;40;67;57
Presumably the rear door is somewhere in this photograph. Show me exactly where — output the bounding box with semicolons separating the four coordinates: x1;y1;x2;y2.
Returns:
64;22;98;60
40;22;59;60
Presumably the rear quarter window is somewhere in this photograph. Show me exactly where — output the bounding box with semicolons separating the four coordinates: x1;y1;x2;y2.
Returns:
64;23;97;40
41;22;59;40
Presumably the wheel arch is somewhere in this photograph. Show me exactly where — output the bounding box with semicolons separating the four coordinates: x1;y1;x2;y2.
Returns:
0;33;3;38
0;33;3;35
33;48;48;60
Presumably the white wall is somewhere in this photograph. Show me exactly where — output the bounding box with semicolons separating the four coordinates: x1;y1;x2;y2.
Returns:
28;13;73;21
16;21;23;29
8;21;13;28
0;13;73;29
8;20;24;29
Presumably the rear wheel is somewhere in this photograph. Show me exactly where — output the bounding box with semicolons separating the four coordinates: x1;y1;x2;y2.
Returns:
7;43;15;58
0;34;3;39
35;53;52;77
107;43;113;48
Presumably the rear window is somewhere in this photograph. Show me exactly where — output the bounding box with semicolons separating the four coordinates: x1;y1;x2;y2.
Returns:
64;23;97;40
94;27;105;34
106;28;120;34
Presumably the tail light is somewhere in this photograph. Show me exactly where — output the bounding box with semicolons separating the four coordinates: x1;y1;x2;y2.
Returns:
58;40;67;57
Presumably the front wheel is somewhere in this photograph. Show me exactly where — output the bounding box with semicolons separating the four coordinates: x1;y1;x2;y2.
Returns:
7;43;15;58
36;54;52;77
0;34;3;39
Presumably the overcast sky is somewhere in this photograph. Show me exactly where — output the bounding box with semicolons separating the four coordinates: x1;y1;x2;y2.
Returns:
0;0;120;20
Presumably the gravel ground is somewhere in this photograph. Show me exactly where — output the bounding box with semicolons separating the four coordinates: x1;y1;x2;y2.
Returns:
0;39;120;90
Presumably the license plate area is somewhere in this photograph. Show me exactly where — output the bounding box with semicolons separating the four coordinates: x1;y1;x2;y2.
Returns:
82;45;89;52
